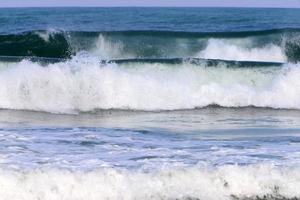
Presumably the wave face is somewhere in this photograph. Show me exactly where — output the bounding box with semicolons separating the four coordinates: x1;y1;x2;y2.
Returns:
0;29;300;62
0;31;70;58
0;56;299;113
0;165;299;200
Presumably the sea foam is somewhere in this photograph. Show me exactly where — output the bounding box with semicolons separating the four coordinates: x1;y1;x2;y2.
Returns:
0;57;298;114
198;38;287;62
0;165;299;200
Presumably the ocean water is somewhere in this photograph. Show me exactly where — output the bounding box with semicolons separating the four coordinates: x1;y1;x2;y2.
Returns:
1;7;300;200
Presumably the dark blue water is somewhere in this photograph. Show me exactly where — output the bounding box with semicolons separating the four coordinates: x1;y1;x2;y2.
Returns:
0;7;300;34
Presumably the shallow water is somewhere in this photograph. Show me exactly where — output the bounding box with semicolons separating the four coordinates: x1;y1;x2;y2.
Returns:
0;108;300;170
0;108;300;199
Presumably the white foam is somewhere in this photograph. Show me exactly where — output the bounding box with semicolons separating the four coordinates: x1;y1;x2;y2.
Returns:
0;165;299;200
198;39;287;62
0;57;298;113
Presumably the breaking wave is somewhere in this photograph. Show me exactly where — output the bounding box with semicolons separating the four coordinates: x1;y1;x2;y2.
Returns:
0;28;299;62
0;28;300;113
0;55;299;113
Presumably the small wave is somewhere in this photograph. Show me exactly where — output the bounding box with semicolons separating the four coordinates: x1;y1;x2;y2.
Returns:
0;165;299;200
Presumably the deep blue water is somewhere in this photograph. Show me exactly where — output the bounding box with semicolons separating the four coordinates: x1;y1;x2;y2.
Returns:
0;7;300;34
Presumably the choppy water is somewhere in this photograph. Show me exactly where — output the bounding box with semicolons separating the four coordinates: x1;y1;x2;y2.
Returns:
0;7;300;200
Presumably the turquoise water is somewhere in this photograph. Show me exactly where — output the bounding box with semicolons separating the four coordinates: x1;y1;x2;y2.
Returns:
0;7;300;200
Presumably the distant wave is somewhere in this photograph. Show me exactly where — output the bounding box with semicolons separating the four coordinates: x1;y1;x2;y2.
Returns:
0;28;299;62
0;165;299;200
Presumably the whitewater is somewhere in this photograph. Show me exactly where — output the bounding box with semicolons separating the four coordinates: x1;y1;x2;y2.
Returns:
0;57;299;113
1;166;300;200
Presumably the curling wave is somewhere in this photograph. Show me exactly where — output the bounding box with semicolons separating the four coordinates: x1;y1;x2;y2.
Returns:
0;29;299;62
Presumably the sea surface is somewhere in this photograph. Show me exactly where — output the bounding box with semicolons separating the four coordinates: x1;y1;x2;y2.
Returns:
0;7;300;200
